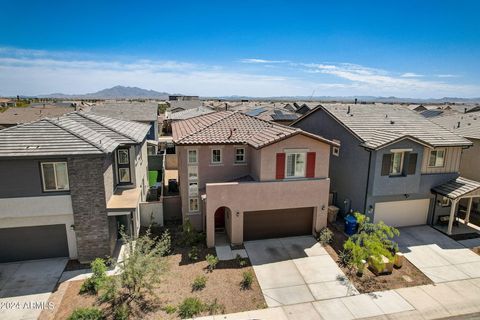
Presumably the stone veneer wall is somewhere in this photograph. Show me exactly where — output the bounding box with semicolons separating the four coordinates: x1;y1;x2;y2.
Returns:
68;155;112;262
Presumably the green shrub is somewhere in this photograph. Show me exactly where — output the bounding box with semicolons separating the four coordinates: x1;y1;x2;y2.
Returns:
192;275;207;291
80;258;108;294
204;298;225;315
178;297;204;318
236;254;247;267
163;305;177;314
188;246;199;261
318;227;333;246
182;218;205;246
241;271;253;289
338;250;352;268
100;228;169;311
205;254;219;272
343;212;400;273
68;307;104;320
113;304;129;320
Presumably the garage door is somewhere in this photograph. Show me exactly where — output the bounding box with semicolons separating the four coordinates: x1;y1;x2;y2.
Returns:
0;224;69;263
374;199;430;227
244;207;313;241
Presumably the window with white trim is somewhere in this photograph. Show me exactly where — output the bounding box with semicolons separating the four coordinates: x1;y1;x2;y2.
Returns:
332;146;340;157
428;149;445;167
189;197;199;212
188;149;198;164
211;149;222;164
235;147;246;163
390;152;404;176
285;152;306;178
41;162;70;191
189;182;198;196
188;166;198;181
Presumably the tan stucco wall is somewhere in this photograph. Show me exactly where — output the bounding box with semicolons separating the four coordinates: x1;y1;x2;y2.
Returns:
177;133;332;235
259;134;331;181
205;178;330;247
460;139;480;181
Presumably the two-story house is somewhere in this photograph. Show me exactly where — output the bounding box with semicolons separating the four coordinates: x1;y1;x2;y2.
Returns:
172;111;339;247
292;104;478;235
0;112;150;263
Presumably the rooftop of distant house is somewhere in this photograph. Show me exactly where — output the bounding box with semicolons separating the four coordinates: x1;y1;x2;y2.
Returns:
89;102;158;122
430;111;480;140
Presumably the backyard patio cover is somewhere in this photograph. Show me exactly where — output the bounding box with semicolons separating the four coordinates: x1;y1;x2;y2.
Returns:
432;177;480;235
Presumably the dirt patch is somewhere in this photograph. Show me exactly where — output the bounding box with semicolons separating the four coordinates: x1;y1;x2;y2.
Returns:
41;225;265;320
326;223;432;293
472;247;480;255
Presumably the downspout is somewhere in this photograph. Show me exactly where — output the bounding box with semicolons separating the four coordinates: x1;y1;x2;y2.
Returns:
363;149;373;214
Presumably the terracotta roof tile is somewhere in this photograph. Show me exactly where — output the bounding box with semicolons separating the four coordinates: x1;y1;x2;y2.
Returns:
172;111;337;148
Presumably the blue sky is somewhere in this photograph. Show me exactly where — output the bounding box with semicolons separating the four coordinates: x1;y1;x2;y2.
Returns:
0;0;479;97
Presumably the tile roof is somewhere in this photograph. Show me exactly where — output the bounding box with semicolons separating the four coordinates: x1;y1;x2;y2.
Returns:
172;111;338;148
0;106;74;125
89;103;158;122
294;104;472;149
430;111;480;140
0;112;150;157
432;177;480;200
167;106;214;120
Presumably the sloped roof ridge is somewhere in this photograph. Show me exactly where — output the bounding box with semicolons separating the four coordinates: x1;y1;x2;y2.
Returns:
76;111;138;142
45;117;110;153
176;111;237;143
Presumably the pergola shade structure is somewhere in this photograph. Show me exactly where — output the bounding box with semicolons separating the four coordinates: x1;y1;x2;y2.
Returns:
432;177;480;235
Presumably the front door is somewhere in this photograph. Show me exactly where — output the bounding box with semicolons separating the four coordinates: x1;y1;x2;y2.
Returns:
117;148;131;184
215;207;225;230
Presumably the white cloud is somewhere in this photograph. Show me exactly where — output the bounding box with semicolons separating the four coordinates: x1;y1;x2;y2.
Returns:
0;48;477;98
401;72;423;78
240;58;288;64
436;74;459;78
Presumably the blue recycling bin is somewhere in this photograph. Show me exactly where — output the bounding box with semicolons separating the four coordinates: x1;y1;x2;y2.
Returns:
344;215;357;236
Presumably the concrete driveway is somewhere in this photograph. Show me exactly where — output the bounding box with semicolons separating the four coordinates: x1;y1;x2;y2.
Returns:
244;236;357;307
0;258;67;320
397;226;480;283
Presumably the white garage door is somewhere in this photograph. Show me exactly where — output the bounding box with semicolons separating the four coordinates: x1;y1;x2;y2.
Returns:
374;199;430;227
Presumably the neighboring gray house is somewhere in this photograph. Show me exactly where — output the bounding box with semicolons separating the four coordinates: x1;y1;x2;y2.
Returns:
0;112;150;263
167;100;203;113
89;103;159;142
292;104;477;234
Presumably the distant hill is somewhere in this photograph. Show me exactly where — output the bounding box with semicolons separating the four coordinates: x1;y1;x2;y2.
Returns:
38;86;170;99
212;95;480;104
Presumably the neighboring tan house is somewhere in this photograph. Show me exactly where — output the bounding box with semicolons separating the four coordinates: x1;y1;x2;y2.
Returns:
172;111;339;247
0;105;75;129
88;102;159;142
431;112;480;212
0;112;150;263
292;104;479;235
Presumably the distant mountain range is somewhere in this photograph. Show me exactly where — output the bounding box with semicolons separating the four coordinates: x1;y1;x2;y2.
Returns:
38;86;170;99
214;95;480;104
28;86;480;104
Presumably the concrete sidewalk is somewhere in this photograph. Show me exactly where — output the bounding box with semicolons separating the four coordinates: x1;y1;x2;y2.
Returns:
194;277;480;319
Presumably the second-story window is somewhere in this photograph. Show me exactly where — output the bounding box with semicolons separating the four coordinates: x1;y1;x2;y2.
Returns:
188;149;198;164
41;162;70;191
390;152;404;176
235;147;246;163
211;149;222;164
428;149;445;167
285;152;306;178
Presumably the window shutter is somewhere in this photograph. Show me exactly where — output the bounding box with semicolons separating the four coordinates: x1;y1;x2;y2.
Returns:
276;153;285;179
381;154;392;176
306;152;316;178
407;153;418;175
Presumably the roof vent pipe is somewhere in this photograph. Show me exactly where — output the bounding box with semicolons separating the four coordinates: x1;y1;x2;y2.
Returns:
457;121;461;128
354;98;358;104
464;108;467;113
347;106;351;114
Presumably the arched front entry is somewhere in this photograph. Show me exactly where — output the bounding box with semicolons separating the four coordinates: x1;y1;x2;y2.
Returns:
214;206;232;245
215;207;226;231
